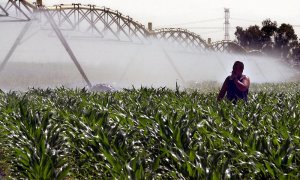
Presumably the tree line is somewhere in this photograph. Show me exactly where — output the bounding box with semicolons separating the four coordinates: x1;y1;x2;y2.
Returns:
234;19;300;63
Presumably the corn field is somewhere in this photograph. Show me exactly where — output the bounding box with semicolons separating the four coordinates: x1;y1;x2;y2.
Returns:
0;83;300;179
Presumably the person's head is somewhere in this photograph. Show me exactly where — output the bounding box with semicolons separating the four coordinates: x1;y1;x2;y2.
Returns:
232;61;244;76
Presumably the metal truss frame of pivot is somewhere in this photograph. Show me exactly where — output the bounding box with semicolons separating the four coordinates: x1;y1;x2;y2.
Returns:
211;40;247;54
154;28;210;52
1;0;32;20
45;4;150;42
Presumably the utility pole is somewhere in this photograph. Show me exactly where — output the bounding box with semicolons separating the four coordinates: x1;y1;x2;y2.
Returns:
224;8;230;41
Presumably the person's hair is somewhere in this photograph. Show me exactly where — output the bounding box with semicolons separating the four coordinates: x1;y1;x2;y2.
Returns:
233;61;244;70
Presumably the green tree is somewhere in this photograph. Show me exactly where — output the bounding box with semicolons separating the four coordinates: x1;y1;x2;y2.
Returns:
234;19;299;62
261;19;277;43
246;25;264;50
274;23;298;58
234;25;263;50
289;41;300;62
235;26;247;47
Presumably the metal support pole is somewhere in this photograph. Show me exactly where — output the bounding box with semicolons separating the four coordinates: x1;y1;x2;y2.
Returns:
42;8;92;88
9;0;31;20
20;0;33;14
0;5;9;16
0;20;32;73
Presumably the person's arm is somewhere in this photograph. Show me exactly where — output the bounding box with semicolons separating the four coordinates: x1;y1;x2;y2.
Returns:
234;76;250;92
217;77;228;101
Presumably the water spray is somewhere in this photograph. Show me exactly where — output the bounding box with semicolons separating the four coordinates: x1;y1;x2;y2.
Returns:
42;7;92;88
0;1;298;90
0;20;32;73
0;2;92;88
162;48;186;86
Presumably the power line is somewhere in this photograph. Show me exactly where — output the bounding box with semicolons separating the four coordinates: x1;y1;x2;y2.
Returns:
160;18;299;30
199;29;224;35
157;18;223;27
184;27;223;30
230;17;261;23
183;26;251;30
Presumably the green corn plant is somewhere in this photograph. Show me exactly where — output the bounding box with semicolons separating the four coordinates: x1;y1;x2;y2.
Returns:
0;84;299;179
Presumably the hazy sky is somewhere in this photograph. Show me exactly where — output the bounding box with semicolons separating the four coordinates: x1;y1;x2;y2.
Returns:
7;0;300;41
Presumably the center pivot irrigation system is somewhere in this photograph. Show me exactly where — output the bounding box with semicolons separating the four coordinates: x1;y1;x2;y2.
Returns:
0;0;253;88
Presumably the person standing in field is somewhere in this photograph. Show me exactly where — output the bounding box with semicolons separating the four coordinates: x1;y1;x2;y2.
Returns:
217;61;250;103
